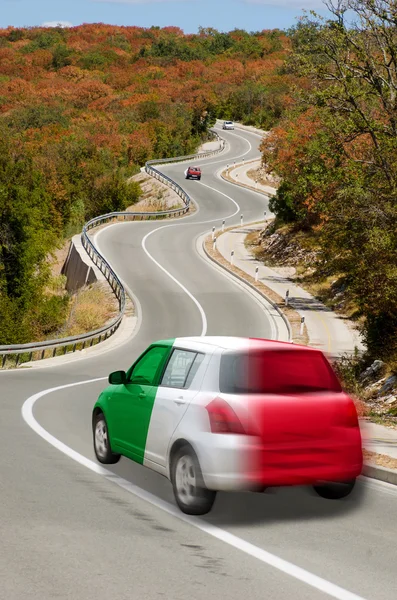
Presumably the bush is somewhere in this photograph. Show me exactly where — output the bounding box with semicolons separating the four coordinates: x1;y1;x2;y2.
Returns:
6;105;69;131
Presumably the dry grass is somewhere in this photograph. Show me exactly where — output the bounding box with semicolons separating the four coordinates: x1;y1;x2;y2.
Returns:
249;224;362;323
49;241;72;278
204;233;309;346
127;170;195;214
62;282;119;337
363;449;397;470
246;166;279;188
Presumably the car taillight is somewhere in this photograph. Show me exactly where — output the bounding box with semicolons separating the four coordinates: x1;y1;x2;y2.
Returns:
336;400;359;428
206;398;247;434
346;401;359;427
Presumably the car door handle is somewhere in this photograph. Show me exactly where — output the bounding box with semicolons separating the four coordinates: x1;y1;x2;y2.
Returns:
139;392;146;399
174;396;186;406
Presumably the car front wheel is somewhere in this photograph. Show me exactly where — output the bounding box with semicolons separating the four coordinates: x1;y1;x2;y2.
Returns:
171;445;216;515
312;478;356;500
93;412;121;465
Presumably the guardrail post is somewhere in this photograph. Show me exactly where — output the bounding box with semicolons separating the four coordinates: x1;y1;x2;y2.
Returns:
222;220;225;232
240;214;244;226
41;349;45;360
255;266;259;282
52;348;56;358
300;317;305;336
2;355;6;369
212;227;215;240
213;236;217;251
231;251;234;266
285;290;290;306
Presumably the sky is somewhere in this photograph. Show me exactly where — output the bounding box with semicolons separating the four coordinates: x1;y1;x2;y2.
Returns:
1;0;333;33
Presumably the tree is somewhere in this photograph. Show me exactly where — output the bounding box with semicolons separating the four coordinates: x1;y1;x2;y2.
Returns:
269;0;397;359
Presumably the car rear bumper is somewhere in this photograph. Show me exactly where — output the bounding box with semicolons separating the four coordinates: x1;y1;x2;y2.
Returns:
195;435;363;491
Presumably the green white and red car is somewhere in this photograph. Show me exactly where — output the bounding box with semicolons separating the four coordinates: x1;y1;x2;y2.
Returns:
92;336;363;515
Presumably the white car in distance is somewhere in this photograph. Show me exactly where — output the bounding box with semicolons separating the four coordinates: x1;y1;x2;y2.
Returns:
222;121;234;130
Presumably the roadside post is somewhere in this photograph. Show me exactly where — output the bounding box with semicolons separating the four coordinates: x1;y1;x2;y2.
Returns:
300;317;305;336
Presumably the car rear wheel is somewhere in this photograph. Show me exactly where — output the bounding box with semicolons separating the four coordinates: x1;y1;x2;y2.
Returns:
171;445;216;515
93;412;121;465
312;478;356;500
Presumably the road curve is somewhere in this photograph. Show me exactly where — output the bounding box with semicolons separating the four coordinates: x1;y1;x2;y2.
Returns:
1;126;396;600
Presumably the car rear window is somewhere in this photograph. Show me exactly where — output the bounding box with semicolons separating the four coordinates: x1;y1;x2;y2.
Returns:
190;166;200;171
219;349;342;395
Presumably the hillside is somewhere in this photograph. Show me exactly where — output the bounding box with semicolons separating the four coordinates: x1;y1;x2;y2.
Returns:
259;1;397;367
0;24;291;345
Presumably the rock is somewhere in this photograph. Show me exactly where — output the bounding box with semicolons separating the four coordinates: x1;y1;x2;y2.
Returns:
379;375;397;395
384;396;397;406
359;360;386;381
372;360;386;373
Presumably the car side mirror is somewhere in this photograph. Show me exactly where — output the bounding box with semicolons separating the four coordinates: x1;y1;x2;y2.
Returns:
109;370;127;385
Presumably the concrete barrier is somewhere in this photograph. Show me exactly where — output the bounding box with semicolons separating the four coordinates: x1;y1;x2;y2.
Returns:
62;234;103;293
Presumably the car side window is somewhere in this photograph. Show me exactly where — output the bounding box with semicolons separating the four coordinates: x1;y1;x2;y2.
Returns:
160;349;204;389
129;346;170;386
185;352;205;388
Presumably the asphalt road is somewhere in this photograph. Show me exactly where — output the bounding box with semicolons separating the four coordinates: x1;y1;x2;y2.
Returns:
1;124;396;600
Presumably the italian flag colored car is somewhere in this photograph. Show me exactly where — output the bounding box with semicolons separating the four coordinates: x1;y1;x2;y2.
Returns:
92;337;363;515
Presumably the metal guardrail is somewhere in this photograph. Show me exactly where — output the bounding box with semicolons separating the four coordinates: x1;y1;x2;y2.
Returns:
0;129;226;369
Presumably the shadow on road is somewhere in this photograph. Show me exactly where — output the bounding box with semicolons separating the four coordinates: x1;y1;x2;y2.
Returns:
204;482;367;527
110;458;368;527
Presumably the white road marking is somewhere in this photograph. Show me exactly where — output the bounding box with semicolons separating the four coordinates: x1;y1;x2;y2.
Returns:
139;181;247;337
22;378;368;600
160;130;254;170
94;181;243;339
142;226;208;336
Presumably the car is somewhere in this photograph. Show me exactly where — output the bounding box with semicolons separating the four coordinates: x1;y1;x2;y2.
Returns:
223;121;234;130
186;166;201;180
92;336;363;516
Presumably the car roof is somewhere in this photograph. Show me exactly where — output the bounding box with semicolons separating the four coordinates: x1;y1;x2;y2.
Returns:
189;166;201;170
154;336;317;352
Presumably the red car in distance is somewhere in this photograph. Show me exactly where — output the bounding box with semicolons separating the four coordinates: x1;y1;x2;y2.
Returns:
186;166;201;180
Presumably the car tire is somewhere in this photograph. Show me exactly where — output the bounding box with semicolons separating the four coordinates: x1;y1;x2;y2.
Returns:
312;478;356;500
171;444;216;515
198;177;201;181
93;412;121;465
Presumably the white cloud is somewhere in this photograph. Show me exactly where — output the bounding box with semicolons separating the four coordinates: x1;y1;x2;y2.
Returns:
244;0;326;7
42;21;73;28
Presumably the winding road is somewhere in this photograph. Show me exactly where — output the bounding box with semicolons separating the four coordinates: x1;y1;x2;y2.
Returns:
1;125;396;600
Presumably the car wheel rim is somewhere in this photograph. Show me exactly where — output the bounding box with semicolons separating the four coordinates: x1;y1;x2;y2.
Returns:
175;455;197;505
95;420;108;458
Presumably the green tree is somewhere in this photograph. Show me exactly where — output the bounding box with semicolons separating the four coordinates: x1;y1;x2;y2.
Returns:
270;0;397;359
